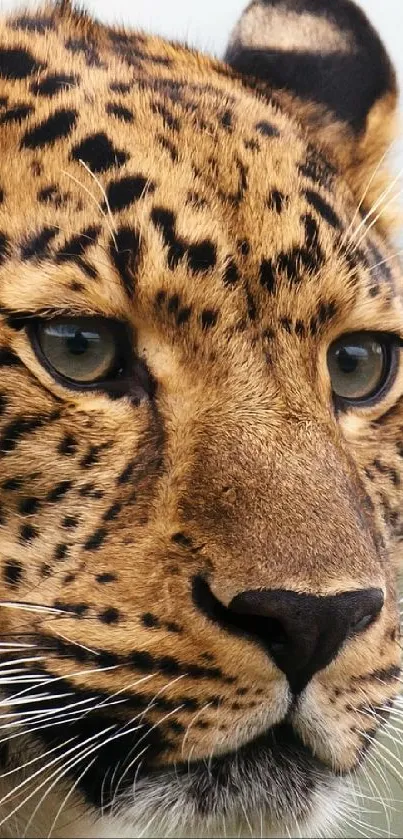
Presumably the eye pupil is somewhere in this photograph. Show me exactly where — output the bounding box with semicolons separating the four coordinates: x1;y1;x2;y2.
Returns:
336;347;361;375
66;330;89;356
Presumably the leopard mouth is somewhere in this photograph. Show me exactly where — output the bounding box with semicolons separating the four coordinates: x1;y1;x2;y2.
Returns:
94;723;343;838
1;661;351;837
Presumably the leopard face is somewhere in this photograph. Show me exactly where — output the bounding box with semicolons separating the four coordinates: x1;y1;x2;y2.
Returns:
0;1;401;836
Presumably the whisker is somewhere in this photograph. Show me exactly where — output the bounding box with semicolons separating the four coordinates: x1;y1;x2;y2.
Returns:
353;189;402;252
0;737;77;780
343;145;393;242
368;249;403;275
78;159;118;249
47;757;97;839
110;744;149;812
180;702;212;759
0;602;69;616
52;629;99;658
1;730;113;834
61;169;117;251
348;163;403;245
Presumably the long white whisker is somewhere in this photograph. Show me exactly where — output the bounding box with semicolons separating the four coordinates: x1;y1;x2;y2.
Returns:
353;190;403;252
349;163;403;245
0;602;69;616
62;169;117;250
343;145;394;242
78;159;118;248
0;727;115;826
369;249;403;275
47;758;97;839
0;737;77;780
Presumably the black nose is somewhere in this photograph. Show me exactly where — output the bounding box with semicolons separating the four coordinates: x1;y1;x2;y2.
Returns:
229;587;384;693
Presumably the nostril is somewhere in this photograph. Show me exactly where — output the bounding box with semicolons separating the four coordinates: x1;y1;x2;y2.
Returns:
350;613;376;634
264;618;289;653
256;618;289;661
349;590;384;636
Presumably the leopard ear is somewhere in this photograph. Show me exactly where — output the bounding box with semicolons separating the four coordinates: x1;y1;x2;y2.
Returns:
225;0;398;211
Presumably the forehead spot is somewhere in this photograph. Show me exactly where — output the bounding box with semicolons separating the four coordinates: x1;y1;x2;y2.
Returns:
260;259;276;294
302;213;320;247
0;47;43;79
298;147;337;189
3;559;23;587
188;241;217;274
201;309;218;330
99;607;120;624
157;135;179;163
56;226;101;269
109;81;132;94
21;226;59;260
54;543;68;561
267;190;287;214
11;15;55;33
65;37;103;68
0;233;9;265
109;226;141;299
96;572;117;584
62;515;79;529
47;481;73;503
37;184;68;208
304;189;342;230
85;527;107;551
70;132;129;173
21;109;78;149
106;175;155;213
106;102;134;123
255;120;280;138
223;260;240;287
19;497;40;516
0;104;34;125
30;73;80;98
19;523;38;543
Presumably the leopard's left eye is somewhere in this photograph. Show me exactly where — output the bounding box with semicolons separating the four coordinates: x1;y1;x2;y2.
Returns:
31;317;125;385
327;332;399;407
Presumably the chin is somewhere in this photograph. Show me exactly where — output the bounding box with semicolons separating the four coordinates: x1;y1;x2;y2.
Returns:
78;725;347;839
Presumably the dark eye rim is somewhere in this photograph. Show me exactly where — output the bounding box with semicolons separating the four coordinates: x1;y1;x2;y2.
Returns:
328;331;401;411
26;315;155;401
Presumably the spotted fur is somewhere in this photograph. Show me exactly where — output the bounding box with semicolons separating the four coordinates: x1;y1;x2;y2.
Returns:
0;0;400;836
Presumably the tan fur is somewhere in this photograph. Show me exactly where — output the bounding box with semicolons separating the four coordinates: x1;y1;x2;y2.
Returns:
0;1;399;836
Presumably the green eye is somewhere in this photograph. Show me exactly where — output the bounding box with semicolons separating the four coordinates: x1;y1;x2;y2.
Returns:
35;317;121;384
327;332;397;405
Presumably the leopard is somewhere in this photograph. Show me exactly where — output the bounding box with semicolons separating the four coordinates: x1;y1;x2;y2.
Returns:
0;0;400;836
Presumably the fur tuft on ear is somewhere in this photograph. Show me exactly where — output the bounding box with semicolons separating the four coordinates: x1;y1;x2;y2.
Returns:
225;0;399;221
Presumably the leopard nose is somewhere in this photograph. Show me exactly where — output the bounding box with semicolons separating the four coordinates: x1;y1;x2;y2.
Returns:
229;587;384;694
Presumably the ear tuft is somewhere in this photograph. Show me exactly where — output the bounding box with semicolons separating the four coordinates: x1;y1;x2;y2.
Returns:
225;0;397;136
225;0;399;220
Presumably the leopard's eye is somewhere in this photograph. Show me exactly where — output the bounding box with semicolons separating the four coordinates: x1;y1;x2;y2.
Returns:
33;317;122;384
327;332;398;406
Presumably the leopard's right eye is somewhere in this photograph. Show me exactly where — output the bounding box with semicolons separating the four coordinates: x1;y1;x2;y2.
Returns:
34;317;123;385
28;314;155;402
